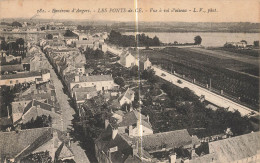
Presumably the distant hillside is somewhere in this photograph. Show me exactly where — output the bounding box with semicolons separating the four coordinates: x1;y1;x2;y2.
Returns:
111;22;260;33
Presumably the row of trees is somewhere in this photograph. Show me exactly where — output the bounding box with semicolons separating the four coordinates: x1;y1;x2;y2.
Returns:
64;30;78;37
0;37;26;58
150;82;254;136
77;25;92;30
108;30;161;47
1;21;23;27
83;47;104;59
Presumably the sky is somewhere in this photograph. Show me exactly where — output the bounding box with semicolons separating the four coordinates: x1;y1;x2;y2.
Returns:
0;0;259;22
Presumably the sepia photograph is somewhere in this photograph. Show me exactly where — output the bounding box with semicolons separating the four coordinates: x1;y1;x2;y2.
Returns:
0;0;259;162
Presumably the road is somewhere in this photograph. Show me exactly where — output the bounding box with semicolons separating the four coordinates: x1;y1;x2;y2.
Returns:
43;51;90;163
152;66;258;116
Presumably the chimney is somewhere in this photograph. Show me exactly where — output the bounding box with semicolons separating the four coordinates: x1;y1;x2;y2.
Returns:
7;106;10;118
51;107;55;112
66;132;71;147
112;128;118;140
53;130;60;148
86;93;90;99
191;149;198;159
170;153;176;163
132;140;139;157
75;76;79;82
105;119;109;129
37;105;40;109
147;115;149;123
129;125;133;137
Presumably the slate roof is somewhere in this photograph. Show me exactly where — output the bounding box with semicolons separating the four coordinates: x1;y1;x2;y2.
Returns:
78;75;113;83
74;91;97;102
0;127;71;162
208;131;260;163
141;129;192;152
23;100;60;114
0;64;24;72
95;125;133;163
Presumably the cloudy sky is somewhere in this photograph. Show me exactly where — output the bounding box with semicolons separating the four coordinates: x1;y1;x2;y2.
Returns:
0;0;259;22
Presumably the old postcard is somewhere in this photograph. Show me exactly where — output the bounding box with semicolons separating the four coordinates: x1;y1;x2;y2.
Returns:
0;0;259;162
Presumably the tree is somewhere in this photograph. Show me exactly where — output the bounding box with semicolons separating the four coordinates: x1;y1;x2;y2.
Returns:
240;40;247;44
11;21;22;27
46;34;53;40
0;39;8;50
114;77;125;87
130;65;139;77
253;41;259;47
141;69;157;83
194;35;202;45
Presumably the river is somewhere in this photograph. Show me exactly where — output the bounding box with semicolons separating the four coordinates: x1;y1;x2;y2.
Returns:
124;32;260;47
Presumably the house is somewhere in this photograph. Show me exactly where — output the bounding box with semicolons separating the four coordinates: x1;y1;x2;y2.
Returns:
207;131;260;163
139;57;152;71
119;51;137;68
5;55;22;63
0;69;50;86
0;127;74;163
12;99;61;128
64;35;79;45
95;113;193;163
119;88;135;106
72;86;98;107
29;55;50;71
113;110;153;137
224;41;247;48
75;40;94;50
70;74;118;92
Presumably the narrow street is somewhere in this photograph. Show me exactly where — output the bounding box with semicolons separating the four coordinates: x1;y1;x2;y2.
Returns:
44;53;90;163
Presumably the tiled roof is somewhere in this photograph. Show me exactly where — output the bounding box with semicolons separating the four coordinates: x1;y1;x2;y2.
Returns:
72;86;97;93
141;129;192;152
208;131;260;162
23;100;60;114
0;71;42;80
74;91;97;102
117;110;149;127
78;75;113;82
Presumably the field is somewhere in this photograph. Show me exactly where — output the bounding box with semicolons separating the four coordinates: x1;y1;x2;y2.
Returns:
209;47;260;58
139;47;259;110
